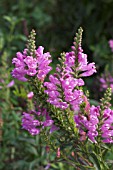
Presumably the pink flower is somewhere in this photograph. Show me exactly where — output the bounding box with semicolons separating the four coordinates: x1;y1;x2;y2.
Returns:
109;39;113;52
12;46;52;81
7;80;15;88
75;105;113;143
22;108;58;135
64;51;75;67
77;49;96;77
12;67;27;82
27;92;34;99
22;112;40;135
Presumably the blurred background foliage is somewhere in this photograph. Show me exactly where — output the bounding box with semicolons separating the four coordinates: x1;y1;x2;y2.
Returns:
0;0;113;169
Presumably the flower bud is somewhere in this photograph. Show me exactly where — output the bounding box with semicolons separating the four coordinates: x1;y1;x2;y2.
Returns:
57;147;60;158
45;146;50;153
27;91;34;99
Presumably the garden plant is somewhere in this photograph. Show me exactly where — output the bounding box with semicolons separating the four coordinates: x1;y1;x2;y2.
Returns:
11;27;113;170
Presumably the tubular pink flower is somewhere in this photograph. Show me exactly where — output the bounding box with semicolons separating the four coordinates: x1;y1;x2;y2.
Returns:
12;46;52;81
75;105;113;143
64;51;75;67
109;39;113;52
80;68;96;77
22;112;40;135
36;46;52;81
27;91;34;99
22;109;58;135
12;67;27;82
77;47;96;77
7;80;15;88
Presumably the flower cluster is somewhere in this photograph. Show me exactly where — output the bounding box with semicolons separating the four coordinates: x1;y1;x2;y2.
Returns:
75;105;99;143
12;28;113;146
101;108;113;143
98;39;113;93
22;108;58;135
11;28;113;170
99;73;113;92
12;46;52;82
44;74;84;110
44;43;96;111
75;105;113;143
44;74;69;110
63;46;96;78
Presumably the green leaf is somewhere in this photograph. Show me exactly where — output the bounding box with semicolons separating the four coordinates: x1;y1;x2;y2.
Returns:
3;16;12;23
27;146;38;156
89;152;101;170
101;143;111;151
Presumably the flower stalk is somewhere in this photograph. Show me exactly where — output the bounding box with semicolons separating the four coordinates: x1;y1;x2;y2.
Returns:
12;27;113;169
